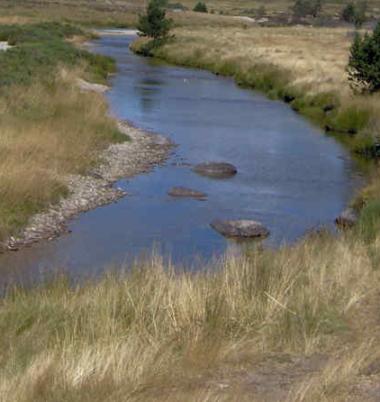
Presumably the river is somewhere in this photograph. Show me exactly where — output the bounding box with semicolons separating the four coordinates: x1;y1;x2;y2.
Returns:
0;31;362;287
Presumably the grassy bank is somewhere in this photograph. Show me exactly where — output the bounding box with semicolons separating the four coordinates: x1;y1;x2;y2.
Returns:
132;26;380;158
1;231;380;401
0;22;125;238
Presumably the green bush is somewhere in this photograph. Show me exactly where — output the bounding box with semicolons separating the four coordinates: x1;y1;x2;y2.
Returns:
137;0;172;40
347;22;380;93
193;1;208;13
341;1;367;28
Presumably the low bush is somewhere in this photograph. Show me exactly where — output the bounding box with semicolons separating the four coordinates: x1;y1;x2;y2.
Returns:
193;1;208;13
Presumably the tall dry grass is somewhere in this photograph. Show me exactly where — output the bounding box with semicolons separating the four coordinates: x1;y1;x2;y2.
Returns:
1;232;379;401
0;67;122;237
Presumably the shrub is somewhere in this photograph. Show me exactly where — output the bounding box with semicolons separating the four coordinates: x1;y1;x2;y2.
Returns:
292;0;323;18
347;22;380;93
137;0;172;40
341;1;367;28
193;1;208;13
342;2;356;22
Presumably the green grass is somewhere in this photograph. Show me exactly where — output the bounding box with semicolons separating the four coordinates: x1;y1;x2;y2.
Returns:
0;22;115;87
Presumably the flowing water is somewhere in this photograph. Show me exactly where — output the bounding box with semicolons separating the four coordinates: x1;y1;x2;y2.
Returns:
0;31;362;287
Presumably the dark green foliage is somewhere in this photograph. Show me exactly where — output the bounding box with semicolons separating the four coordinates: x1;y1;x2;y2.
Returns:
0;22;115;87
341;1;367;27
292;0;323;18
342;2;356;22
347;22;380;93
193;1;208;13
137;0;172;40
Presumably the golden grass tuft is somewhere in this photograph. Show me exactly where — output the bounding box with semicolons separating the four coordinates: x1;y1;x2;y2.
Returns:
0;66;122;237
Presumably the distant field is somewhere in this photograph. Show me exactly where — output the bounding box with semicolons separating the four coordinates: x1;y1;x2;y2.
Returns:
0;0;379;25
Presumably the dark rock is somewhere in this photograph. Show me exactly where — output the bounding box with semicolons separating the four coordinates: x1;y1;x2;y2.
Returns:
168;186;207;199
335;208;358;228
210;219;270;239
193;162;237;178
283;94;295;103
325;124;357;135
323;104;335;113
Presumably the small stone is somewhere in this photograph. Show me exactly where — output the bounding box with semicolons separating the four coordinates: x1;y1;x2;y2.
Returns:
168;187;207;199
335;208;358;228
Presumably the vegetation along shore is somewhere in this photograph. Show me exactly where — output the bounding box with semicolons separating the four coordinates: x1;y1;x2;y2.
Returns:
1;0;380;400
0;22;171;251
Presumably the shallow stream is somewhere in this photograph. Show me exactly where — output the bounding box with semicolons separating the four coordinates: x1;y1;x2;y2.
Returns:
0;31;362;287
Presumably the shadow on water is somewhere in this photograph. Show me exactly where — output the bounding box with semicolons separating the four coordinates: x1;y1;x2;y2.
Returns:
0;30;364;288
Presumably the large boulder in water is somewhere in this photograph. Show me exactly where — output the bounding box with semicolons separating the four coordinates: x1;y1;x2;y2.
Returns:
210;219;269;239
193;162;237;178
168;186;207;199
335;208;358;228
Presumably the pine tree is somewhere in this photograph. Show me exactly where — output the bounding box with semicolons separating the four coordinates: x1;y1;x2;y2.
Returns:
137;0;172;40
348;22;380;93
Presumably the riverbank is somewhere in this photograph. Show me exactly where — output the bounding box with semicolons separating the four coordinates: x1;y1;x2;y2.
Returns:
3;120;172;251
0;22;171;250
132;26;380;157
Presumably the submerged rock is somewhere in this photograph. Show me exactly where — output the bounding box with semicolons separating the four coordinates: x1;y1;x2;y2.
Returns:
335;208;358;228
168;187;207;199
193;162;237;178
210;219;270;239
